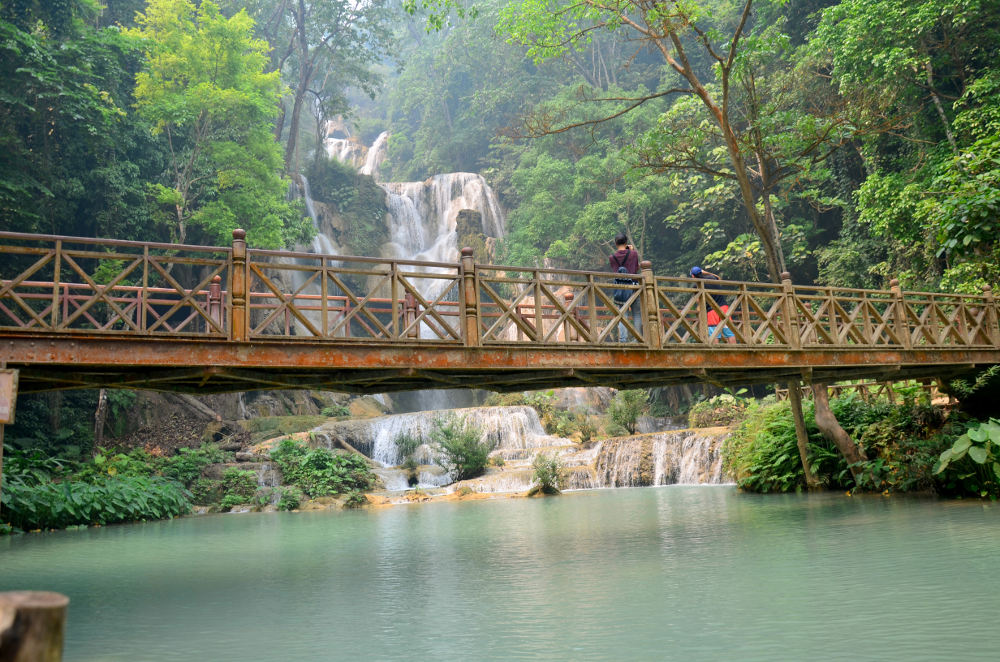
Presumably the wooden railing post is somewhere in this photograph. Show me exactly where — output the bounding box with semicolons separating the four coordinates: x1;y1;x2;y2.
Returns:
890;278;911;349
230;229;248;341
404;292;419;339
460;247;480;347
780;271;801;349
984;285;999;346
0;591;69;662
563;291;576;342
641;260;661;349
208;275;223;330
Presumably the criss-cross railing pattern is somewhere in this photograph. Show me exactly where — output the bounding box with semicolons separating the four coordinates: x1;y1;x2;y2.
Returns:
475;266;643;344
0;232;229;336
246;249;463;342
1;231;998;353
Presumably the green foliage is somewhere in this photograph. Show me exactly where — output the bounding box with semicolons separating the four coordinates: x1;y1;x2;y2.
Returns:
394;432;423;462
159;445;227;486
342;490;368;508
219;468;259;509
269;439;375;498
304;156;388;256
851;400;949;493
430;416;492;482
607;390;648;435
529;453;565;495
2;475;190;531
127;0;308;248
275;486;305;511
934;419;1000;498
189;478;223;505
688;393;750;428
949;366;1000;400
724;399;850;493
321;404;352;418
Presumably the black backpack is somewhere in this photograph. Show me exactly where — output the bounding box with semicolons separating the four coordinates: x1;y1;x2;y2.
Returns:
612;250;637;303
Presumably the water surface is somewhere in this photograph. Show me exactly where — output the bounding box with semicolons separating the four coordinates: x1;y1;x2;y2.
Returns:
3;487;999;661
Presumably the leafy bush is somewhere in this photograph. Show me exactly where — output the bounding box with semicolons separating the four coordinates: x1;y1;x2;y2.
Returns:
321;404;351;418
529;453;564;495
270;439;375;497
159;445;227;486
689;393;750;428
2;476;190;531
394;432;422;461
723;400;850;493
220;468;259;509
430;416;492;481
189;478;223;505
606;389;648;435
852;400;950;493
275;486;304;511
934;418;1000;498
342;490;368;508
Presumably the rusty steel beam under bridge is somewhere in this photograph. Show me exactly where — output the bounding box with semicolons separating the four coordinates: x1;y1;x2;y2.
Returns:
2;230;999;394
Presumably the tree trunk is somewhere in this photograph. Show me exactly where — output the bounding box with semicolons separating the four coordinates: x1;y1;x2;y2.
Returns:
786;381;821;490
0;591;69;662
811;383;868;483
93;389;108;449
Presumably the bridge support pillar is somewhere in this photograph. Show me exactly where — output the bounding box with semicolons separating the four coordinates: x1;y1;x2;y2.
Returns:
641;261;661;349
231;229;248;342
460;248;480;347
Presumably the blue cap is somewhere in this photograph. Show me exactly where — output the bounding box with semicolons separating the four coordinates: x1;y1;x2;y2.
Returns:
690;266;702;277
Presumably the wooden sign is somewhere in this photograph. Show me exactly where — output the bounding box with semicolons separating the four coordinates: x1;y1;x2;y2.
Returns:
0;369;18;424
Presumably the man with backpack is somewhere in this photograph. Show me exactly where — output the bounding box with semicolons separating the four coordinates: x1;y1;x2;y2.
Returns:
609;233;641;343
690;266;737;344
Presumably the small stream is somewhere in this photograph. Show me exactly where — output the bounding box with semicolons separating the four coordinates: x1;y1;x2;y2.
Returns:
3;488;1000;661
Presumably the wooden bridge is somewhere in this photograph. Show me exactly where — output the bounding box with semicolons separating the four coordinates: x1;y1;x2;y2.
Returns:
2;230;999;396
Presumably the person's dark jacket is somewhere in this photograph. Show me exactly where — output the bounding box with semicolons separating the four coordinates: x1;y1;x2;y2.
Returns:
609;248;639;275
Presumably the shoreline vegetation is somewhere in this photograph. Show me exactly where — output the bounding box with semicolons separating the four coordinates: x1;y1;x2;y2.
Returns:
4;383;999;536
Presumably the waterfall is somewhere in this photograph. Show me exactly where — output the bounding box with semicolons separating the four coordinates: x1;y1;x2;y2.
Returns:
359;131;389;178
593;430;730;488
309;406;731;495
312;405;569;468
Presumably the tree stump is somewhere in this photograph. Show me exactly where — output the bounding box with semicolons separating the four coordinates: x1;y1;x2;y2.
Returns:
0;591;69;662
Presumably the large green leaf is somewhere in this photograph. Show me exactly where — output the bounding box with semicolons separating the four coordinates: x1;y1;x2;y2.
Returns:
952;435;973;455
969;427;989;442
968;445;989;464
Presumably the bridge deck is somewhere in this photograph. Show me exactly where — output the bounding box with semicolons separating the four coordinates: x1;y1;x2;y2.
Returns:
2;230;998;393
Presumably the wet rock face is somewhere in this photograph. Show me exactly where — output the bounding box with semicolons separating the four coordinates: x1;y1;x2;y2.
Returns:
309;405;731;495
592;430;729;488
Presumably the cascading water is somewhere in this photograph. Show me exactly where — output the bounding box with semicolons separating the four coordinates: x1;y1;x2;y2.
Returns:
308;406;730;494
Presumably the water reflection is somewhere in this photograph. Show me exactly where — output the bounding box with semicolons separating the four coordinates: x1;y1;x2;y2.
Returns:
2;488;999;661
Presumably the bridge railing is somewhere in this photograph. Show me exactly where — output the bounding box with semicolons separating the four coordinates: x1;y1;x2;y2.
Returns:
244;247;463;343
1;230;998;350
0;231;230;337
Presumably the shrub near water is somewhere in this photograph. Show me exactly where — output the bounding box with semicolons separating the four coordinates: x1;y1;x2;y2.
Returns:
269;439;375;498
934;418;1000;498
430;416;492;481
1;446;190;531
723;400;850;493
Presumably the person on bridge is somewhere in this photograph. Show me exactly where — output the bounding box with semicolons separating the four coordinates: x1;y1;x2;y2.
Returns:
609;233;642;343
690;266;737;344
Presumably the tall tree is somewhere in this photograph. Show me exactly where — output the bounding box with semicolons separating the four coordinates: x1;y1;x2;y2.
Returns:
266;0;396;173
128;0;308;248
